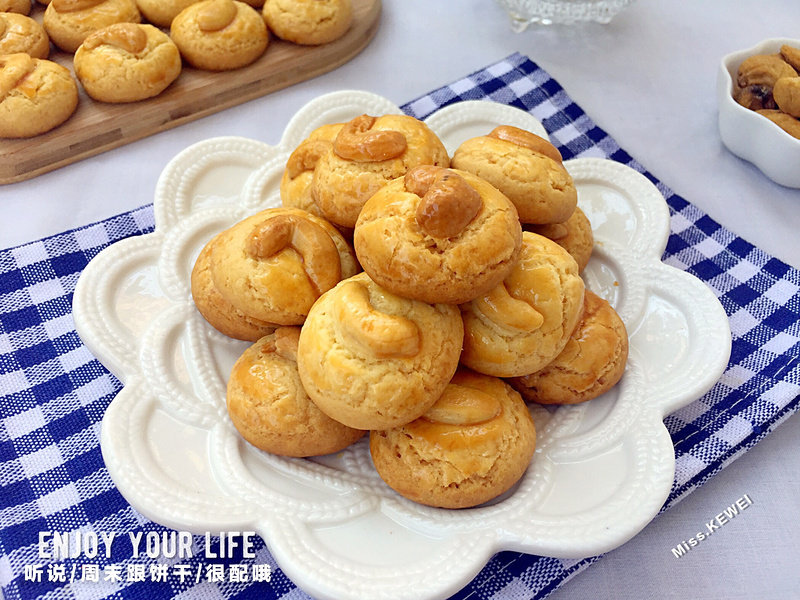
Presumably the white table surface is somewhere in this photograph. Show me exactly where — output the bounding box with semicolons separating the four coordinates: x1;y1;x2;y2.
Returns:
2;0;799;598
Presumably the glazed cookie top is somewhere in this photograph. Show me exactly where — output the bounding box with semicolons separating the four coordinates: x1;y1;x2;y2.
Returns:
262;0;352;46
226;327;365;457
451;125;577;225
296;272;464;430
0;13;50;58
311;113;450;228
209;208;359;325
354;166;522;304
369;368;537;509
525;205;593;272
460;231;585;378
43;0;142;53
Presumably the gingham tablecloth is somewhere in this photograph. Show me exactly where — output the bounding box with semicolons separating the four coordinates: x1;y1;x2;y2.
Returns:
2;53;799;600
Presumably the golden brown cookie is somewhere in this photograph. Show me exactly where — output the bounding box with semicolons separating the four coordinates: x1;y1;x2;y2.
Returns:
451;125;577;224
0;0;31;14
262;0;351;46
354;166;522;305
74;23;181;103
227;327;365;456
296;272;464;430
460;231;585;378
525;205;593;272
369;368;536;509
135;0;198;27
509;291;628;405
190;233;278;341
209;207;359;326
43;0;141;53
311;113;450;228
280;122;344;218
170;0;268;71
772;76;800;118
0;13;50;58
0;54;78;138
756;109;800;139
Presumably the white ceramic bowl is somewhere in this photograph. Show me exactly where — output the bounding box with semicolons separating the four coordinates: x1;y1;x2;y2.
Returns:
717;37;800;188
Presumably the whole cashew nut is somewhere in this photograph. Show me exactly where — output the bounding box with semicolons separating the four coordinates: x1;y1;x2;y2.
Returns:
333;114;407;162
334;280;421;358
488;125;563;163
285;139;332;180
83;23;147;53
197;0;238;32
52;0;104;12
422;383;501;426
245;214;342;297
0;53;34;99
406;166;482;238
773;76;800;118
473;282;544;331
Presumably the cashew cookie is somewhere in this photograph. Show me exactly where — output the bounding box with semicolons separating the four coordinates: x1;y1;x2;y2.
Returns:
43;0;142;53
227;327;365;456
296;272;464;430
525;205;593;272
369;368;536;509
311;113;450;228
460;231;585;378
262;0;352;45
0;13;50;58
354;166;522;305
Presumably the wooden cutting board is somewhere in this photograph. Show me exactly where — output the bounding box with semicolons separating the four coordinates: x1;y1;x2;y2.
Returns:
0;0;381;185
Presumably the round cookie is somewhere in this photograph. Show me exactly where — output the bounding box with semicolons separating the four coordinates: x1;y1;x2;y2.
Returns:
311;113;450;229
369;368;536;509
460;231;585;378
74;23;181;103
509;290;628;404
209;207;359;326
262;0;351;46
227;327;365;456
170;0;268;71
451;125;577;225
296;272;464;430
190;233;278;341
509;290;628;405
135;0;199;27
354;166;522;305
0;0;31;14
43;0;141;53
280;122;344;218
0;54;78;138
525;205;593;272
0;13;50;58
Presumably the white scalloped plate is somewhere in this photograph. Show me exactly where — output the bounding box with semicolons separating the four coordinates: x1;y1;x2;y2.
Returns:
73;91;731;600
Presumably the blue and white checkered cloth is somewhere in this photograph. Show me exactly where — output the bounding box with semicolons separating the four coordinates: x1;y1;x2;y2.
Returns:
2;52;799;600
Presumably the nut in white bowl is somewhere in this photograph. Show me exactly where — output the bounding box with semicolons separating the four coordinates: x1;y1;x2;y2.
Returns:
717;37;800;188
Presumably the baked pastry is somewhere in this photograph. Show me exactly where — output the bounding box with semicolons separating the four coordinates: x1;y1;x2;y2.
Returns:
280;122;344;218
369;368;536;509
451;125;577;225
311;113;450;228
0;0;31;14
43;0;141;53
207;207;359;326
170;0;268;71
510;290;628;405
227;327;365;456
262;0;351;46
0;54;78;138
354;166;521;305
525;205;593;272
460;231;585;378
134;0;198;27
0;13;50;58
74;23;181;103
190;232;278;341
296;272;464;430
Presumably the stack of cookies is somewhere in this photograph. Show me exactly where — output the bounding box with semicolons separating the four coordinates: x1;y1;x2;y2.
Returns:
191;113;629;509
0;0;353;137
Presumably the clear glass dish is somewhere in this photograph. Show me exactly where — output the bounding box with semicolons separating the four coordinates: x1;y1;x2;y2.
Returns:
496;0;634;30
